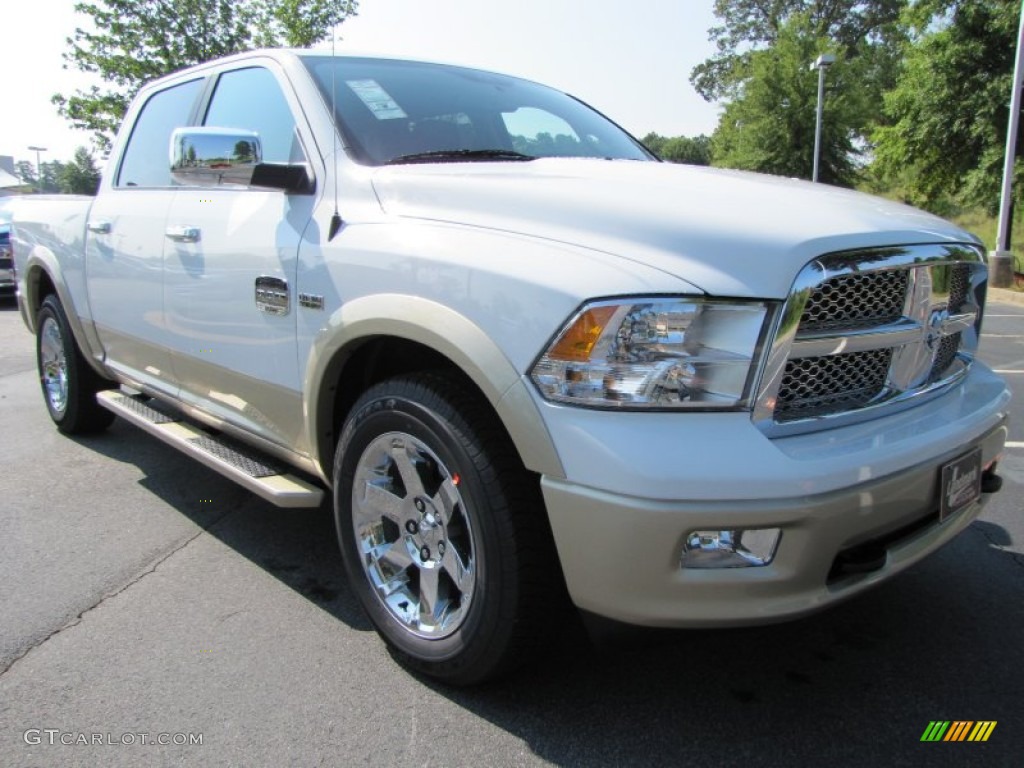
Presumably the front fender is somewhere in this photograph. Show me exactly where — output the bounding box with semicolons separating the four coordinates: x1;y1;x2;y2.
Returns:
304;293;565;484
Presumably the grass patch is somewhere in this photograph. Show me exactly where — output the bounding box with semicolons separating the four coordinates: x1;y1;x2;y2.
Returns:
950;211;1024;282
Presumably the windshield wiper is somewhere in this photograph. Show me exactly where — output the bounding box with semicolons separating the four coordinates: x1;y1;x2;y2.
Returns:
386;149;535;165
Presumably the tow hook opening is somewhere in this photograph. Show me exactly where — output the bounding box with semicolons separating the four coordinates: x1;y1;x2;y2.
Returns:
829;542;888;579
827;511;937;585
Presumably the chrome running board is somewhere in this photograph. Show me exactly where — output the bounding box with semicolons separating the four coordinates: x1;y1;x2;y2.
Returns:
96;390;323;508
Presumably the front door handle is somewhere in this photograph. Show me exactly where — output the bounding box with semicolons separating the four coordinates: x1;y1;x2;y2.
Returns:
87;220;111;234
166;225;201;243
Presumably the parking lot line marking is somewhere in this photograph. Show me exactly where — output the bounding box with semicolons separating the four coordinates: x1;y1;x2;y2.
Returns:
994;370;1024;374
1006;442;1024;449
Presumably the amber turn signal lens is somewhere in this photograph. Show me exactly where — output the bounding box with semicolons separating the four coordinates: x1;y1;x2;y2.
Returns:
546;305;617;361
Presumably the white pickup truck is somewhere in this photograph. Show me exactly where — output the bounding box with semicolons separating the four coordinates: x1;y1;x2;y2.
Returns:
8;49;1010;684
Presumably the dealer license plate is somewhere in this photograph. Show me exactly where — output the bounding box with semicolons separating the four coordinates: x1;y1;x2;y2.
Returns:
940;448;982;522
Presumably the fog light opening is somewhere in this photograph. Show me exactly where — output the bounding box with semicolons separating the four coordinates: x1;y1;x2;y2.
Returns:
681;528;781;569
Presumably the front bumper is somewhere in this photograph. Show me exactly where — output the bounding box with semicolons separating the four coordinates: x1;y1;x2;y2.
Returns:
538;364;1010;627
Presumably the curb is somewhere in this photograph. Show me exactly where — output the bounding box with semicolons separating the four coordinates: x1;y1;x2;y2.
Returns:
989;287;1024;306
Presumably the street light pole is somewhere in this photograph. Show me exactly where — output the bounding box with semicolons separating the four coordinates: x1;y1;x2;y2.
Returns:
810;54;836;183
991;0;1024;288
27;145;48;192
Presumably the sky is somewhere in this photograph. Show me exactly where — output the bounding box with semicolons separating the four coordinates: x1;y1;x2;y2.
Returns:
0;0;722;168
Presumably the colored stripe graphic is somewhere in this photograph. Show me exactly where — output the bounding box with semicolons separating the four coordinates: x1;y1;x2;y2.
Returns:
944;722;972;741
920;721;996;742
968;722;997;742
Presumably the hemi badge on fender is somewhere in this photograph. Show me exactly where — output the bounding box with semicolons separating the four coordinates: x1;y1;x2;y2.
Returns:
299;293;324;310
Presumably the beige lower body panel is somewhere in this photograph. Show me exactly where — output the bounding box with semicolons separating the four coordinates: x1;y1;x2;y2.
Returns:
543;421;1007;627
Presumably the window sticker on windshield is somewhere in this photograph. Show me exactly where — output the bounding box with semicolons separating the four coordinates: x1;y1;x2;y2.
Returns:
346;79;407;120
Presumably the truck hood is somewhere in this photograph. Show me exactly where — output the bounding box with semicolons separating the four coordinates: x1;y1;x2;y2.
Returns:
371;159;976;298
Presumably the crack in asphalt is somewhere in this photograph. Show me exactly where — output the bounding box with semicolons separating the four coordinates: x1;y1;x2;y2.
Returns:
0;507;237;677
972;521;1024;571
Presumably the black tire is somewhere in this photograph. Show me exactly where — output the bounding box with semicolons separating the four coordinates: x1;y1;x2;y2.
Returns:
334;372;559;685
36;294;115;434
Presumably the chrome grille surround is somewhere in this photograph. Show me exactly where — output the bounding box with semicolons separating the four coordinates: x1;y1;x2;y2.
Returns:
754;244;987;436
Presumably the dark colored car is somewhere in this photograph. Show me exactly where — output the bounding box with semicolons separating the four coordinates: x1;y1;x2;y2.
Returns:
0;223;14;294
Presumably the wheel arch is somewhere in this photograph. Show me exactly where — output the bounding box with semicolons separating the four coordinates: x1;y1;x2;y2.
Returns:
21;259;60;334
305;294;564;485
20;254;110;379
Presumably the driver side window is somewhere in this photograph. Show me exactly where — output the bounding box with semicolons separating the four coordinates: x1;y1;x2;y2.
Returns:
204;67;306;164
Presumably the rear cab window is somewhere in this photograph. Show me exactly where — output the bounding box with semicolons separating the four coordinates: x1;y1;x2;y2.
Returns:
116;78;204;188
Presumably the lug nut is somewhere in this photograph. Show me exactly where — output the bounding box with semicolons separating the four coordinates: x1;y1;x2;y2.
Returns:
420;546;431;561
414;498;425;512
438;542;446;556
405;520;419;534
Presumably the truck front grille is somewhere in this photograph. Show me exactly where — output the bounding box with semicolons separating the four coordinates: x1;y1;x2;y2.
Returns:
800;271;908;332
755;245;986;435
776;349;892;421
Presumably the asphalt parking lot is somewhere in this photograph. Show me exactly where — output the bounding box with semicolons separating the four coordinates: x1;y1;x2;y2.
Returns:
0;294;1022;767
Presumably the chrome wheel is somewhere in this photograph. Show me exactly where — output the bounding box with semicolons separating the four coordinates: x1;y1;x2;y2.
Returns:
39;316;69;416
351;431;476;640
336;373;560;683
35;295;115;434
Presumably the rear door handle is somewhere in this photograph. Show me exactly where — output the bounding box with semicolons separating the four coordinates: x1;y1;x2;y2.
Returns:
87;220;111;234
165;225;201;243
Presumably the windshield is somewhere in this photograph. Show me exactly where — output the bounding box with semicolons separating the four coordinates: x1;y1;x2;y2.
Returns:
301;56;654;166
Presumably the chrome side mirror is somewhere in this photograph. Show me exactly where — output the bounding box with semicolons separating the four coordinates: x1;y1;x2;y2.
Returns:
170;127;314;193
171;127;262;187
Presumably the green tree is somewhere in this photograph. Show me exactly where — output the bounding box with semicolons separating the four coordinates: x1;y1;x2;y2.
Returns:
233;141;256;163
710;15;868;185
662;135;712;165
14;161;37;188
58;147;103;195
38;162;66;193
641;132;669;156
54;0;358;151
641;133;712;165
694;2;906;185
871;0;1020;214
252;0;358;47
691;0;906;102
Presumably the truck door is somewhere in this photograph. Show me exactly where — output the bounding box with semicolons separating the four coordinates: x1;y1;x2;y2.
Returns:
86;77;205;395
161;63;317;449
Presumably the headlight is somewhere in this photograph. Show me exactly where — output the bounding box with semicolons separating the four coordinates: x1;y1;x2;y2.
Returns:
530;298;772;409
